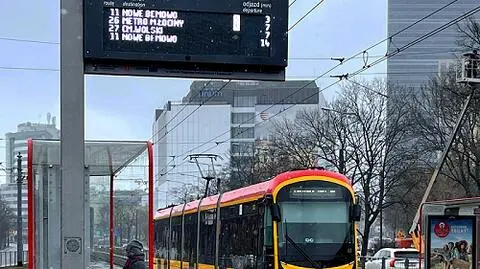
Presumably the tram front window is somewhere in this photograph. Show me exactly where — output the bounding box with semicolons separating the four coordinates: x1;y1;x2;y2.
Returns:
276;181;355;268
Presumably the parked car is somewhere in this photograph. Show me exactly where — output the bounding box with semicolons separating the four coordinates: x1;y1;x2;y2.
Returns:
365;248;420;269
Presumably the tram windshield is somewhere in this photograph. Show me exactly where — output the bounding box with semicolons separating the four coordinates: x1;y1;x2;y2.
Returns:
276;180;355;268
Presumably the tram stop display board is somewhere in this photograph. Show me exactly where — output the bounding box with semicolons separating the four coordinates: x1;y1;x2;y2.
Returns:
83;0;288;80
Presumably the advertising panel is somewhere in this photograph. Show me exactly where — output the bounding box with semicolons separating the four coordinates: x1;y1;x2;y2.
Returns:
427;216;475;269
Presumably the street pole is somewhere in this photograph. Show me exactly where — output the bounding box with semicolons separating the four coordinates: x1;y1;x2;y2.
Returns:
61;0;86;266
135;210;138;240
16;153;23;266
379;204;383;249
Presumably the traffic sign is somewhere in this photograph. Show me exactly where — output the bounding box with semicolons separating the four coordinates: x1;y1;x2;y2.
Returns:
83;0;288;80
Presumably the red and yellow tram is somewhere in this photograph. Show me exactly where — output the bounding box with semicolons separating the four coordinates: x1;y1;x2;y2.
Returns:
154;168;361;269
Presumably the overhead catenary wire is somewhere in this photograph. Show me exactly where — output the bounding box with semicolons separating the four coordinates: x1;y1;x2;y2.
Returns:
151;80;215;142
289;49;466;60
152;0;466;149
1;0;305;149
150;80;231;146
157;3;480;179
0;0;467;179
288;0;326;32
152;0;466;152
349;5;480;78
0;37;59;44
163;0;474;162
147;0;329;147
0;67;462;79
346;79;389;98
0;49;467;73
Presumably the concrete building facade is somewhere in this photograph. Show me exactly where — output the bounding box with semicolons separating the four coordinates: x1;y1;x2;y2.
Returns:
1;115;60;245
153;80;326;208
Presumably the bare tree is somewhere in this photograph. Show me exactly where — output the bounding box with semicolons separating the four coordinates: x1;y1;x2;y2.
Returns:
218;79;419;254
227;144;255;190
380;17;480;237
409;73;480;196
222;135;312;191
457;16;480;50
299;102;358;178
326;80;419;255
268;117;319;168
0;196;14;249
168;183;203;204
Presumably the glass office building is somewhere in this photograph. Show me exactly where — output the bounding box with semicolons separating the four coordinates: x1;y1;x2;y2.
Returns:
387;0;479;96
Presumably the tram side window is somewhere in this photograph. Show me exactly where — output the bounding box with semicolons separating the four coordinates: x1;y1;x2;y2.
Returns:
184;213;197;264
264;207;272;246
171;215;182;261
219;205;236;268
219;202;263;269
155;219;169;260
199;209;217;265
154;221;161;258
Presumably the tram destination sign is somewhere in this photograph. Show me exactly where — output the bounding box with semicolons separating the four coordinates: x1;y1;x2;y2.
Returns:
289;188;343;200
83;0;288;80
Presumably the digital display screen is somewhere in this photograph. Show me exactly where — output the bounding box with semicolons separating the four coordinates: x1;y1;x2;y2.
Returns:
83;0;288;80
289;188;343;200
104;8;271;57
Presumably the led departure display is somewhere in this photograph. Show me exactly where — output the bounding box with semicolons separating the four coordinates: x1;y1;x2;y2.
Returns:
289;188;343;200
84;0;288;80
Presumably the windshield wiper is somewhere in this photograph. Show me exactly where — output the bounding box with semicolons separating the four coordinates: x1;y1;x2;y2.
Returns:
283;220;323;269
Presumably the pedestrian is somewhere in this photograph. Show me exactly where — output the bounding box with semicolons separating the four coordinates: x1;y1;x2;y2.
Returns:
123;240;146;269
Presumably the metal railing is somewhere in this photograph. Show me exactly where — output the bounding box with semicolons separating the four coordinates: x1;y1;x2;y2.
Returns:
456;57;480;83
0;250;28;268
359;256;420;269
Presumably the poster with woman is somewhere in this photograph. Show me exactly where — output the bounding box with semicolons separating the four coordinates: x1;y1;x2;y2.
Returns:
427;216;475;269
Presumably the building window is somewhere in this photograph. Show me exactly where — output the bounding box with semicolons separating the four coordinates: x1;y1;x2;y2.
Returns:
231;142;254;154
233;96;256;107
231;127;254;139
231;113;255;124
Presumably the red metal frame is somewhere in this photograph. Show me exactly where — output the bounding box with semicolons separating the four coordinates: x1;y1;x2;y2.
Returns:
148;141;154;269
155;169;352;219
27;139;34;269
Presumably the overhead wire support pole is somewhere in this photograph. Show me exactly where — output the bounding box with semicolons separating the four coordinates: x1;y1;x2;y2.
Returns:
16;153;23;266
409;85;476;236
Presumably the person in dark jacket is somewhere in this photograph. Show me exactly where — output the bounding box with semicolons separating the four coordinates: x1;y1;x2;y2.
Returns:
124;240;146;269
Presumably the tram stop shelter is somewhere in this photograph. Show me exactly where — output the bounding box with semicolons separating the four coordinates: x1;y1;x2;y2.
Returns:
26;139;154;269
417;197;480;269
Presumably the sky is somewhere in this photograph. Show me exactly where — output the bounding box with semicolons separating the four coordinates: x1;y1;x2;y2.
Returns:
0;0;388;182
